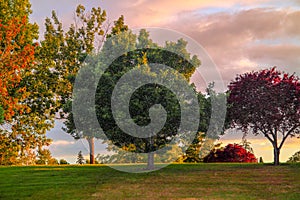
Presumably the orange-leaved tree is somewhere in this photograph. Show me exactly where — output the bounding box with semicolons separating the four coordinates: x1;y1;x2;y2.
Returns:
0;15;37;165
0;0;56;165
0;16;34;121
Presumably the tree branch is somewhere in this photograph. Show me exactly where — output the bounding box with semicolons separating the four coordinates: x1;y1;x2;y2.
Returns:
258;126;274;144
279;124;299;149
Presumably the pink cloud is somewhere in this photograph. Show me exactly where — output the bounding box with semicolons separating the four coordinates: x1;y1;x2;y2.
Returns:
159;8;300;88
30;1;300;90
106;0;271;27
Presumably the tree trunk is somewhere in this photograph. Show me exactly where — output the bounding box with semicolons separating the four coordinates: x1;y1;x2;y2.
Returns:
273;147;280;166
147;152;154;170
87;137;95;164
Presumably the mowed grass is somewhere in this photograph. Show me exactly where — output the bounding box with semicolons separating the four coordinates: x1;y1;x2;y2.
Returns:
0;163;299;200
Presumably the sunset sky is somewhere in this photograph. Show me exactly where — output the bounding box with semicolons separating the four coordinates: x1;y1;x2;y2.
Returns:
29;0;300;163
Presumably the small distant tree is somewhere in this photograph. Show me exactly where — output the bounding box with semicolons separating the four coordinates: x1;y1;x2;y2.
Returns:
240;138;254;154
228;68;300;165
36;149;58;165
59;159;69;165
181;132;206;163
287;151;300;163
49;158;59;165
76;151;85;165
203;143;257;163
85;159;99;164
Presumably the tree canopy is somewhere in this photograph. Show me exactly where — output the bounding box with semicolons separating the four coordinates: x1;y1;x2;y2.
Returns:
228;67;300;165
0;0;50;165
40;4;107;164
92;28;201;169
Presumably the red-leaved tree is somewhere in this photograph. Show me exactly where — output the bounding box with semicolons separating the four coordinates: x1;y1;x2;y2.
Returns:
203;143;257;163
228;67;300;165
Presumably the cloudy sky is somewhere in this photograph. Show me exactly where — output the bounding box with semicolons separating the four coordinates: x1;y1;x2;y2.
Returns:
29;0;300;163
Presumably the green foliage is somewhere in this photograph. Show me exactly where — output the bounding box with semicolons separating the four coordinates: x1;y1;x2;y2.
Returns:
0;0;54;165
40;4;107;108
59;159;69;165
287;151;300;163
64;13;201;168
157;144;184;163
181;132;206;162
96;143;184;164
95;27;200;156
39;4;107;165
96;142;146;164
136;29;157;49
181;83;228;163
108;15;128;37
0;133;20;165
85;159;98;164
0;106;4;124
240;138;254;154
36;149;58;165
0;0;39;43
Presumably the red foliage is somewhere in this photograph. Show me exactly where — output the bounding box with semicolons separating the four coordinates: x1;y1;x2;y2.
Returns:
203;143;257;163
227;67;300;165
227;67;300;134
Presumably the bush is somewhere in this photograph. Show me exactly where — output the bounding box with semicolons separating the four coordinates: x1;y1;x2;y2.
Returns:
287;151;300;163
203;143;257;163
59;159;69;165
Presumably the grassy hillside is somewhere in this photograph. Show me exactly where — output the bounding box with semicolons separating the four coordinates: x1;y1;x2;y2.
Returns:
0;163;299;199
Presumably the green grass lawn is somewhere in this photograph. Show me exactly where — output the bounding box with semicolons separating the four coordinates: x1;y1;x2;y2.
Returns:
0;163;299;200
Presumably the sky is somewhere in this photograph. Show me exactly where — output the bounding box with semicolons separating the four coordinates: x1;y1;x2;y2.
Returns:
29;0;300;163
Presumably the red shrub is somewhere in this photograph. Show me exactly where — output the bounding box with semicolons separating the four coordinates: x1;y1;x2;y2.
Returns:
203;143;257;163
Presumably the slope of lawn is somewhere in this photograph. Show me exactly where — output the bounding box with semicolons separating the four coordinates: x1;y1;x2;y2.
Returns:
0;163;299;200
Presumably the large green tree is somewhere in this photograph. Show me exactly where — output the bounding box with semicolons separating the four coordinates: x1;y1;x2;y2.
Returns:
64;13;202;169
64;15;132;164
92;23;201;169
41;5;107;164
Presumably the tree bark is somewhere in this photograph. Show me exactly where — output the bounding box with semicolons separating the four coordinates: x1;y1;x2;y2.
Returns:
147;132;155;170
87;137;95;164
273;147;280;166
147;152;154;170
